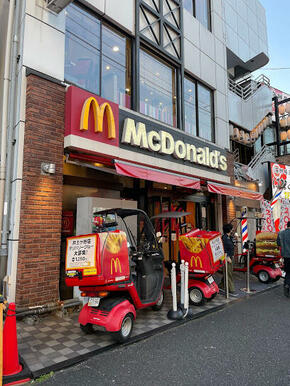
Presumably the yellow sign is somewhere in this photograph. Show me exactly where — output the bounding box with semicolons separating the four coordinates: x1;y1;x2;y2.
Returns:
83;268;97;276
190;255;203;269
110;257;122;274
80;97;116;139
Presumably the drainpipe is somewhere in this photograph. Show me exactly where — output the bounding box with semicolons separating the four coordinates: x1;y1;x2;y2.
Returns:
0;0;15;242
5;0;26;302
0;0;21;291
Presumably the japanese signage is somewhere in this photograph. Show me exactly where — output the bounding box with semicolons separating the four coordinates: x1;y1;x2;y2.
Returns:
66;235;97;271
261;200;275;232
271;162;290;199
210;236;224;262
280;198;290;231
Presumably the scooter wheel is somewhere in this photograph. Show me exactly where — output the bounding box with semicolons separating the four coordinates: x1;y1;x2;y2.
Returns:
113;313;134;343
189;287;205;306
152;290;164;311
80;323;94;334
257;270;270;284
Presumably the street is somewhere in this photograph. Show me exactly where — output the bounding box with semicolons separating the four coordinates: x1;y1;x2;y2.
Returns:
42;286;290;386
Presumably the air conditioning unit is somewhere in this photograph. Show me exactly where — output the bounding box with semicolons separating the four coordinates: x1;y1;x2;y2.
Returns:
45;0;73;14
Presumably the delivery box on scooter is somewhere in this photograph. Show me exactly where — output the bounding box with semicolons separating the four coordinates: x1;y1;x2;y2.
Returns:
65;230;130;287
179;229;225;274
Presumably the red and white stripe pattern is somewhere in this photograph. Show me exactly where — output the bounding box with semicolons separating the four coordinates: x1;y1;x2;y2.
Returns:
241;210;248;252
271;188;283;231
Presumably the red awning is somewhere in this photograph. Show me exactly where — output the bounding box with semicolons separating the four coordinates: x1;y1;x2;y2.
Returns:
207;182;263;201
115;160;201;190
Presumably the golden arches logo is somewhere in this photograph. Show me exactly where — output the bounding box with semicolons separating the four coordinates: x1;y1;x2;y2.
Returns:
80;97;116;139
110;258;122;274
190;255;203;269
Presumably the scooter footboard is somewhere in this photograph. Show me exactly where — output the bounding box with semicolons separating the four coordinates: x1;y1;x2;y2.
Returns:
79;299;136;332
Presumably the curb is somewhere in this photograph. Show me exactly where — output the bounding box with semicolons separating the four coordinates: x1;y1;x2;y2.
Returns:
31;283;282;379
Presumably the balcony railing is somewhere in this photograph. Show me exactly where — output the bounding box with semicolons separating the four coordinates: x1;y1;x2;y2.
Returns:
229;74;270;101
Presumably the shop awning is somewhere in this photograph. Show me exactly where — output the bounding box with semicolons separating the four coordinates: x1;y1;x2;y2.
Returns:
115;160;201;190
207;182;263;201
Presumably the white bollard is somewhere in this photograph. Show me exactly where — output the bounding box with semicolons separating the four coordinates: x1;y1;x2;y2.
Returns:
171;263;177;312
167;262;183;320
184;262;189;313
180;260;185;307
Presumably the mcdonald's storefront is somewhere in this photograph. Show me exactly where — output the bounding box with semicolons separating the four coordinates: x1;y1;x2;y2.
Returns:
16;74;233;307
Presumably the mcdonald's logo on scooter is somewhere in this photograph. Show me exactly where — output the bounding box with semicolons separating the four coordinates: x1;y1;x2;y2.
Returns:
111;258;122;274
190;255;203;269
80;96;116;139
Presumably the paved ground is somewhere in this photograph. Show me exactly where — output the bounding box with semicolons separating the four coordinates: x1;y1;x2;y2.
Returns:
41;284;290;386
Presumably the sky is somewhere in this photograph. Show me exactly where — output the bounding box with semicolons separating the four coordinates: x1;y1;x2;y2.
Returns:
255;0;290;94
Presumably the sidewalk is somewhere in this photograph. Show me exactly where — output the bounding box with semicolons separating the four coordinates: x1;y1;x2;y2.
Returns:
17;272;282;379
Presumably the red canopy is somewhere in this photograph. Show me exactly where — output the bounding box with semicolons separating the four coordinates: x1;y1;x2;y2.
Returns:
115;160;201;190
207;182;263;201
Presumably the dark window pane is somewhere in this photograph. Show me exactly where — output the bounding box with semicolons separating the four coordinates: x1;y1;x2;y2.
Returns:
195;0;210;30
184;78;197;136
140;50;176;127
198;83;213;141
101;26;131;108
66;4;100;49
102;26;126;67
65;32;100;94
183;0;193;14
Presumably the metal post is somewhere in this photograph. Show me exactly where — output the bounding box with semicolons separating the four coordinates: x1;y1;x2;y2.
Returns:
246;247;250;293
224;254;229;299
273;96;281;157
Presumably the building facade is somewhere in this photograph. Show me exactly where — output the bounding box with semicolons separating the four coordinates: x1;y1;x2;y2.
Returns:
0;0;271;307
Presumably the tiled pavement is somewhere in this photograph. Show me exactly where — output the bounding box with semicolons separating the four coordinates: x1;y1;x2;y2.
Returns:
17;273;282;377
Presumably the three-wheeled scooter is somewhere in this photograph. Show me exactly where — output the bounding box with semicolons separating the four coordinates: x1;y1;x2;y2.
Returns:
151;212;224;306
65;208;164;342
234;231;282;283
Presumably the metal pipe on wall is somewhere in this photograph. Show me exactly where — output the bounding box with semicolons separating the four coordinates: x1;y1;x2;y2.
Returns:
5;0;26;302
0;0;21;288
0;0;15;241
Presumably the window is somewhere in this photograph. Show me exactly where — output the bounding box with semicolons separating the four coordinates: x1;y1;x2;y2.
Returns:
65;4;131;108
184;77;214;142
140;50;176;127
183;0;211;30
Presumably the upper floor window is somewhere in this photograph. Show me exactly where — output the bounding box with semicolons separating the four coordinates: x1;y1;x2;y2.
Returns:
184;77;214;142
140;50;177;127
183;0;211;31
65;4;131;108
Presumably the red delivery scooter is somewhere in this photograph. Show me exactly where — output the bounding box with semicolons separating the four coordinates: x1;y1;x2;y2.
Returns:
65;209;164;343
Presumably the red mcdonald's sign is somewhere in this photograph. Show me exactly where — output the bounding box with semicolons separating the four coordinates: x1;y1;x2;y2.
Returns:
65;86;119;147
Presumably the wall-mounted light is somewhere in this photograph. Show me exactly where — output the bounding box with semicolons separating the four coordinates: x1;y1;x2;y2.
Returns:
41;162;56;175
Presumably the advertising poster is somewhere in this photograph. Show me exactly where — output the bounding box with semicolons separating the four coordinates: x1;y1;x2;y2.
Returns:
280;199;290;231
271;163;290;199
261;200;275;232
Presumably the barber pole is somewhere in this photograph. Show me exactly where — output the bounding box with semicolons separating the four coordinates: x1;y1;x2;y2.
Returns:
241;209;248;252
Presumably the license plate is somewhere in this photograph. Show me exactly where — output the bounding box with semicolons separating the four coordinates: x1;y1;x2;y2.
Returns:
88;297;100;307
208;276;214;284
275;263;280;268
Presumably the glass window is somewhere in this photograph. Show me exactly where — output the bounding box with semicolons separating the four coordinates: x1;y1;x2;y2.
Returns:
195;0;211;30
140;50;176;127
184;78;196;136
65;4;131;108
101;26;131;108
65;4;100;94
184;77;214;141
198;84;213;141
183;0;211;31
